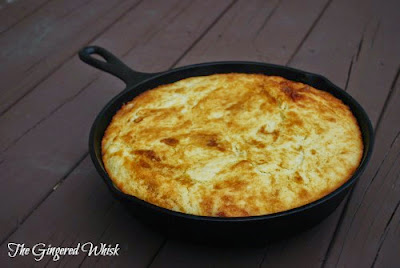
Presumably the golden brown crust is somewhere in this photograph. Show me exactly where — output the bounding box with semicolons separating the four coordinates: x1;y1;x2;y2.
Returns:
102;73;363;217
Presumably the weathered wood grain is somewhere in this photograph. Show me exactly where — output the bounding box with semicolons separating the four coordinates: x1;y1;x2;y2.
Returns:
0;0;398;267
0;0;141;115
318;0;400;266
0;0;234;266
151;240;266;268
372;140;400;268
260;0;400;267
0;0;173;152
0;0;234;153
324;70;400;267
0;158;163;267
0;0;50;34
177;0;330;66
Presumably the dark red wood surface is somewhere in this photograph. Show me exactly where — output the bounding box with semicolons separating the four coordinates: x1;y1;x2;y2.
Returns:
0;0;399;267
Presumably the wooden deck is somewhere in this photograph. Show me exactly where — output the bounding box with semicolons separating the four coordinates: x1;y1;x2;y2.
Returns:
0;0;399;267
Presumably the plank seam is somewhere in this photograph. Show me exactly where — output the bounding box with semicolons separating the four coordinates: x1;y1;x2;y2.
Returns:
370;19;381;48
1;78;98;154
168;0;239;69
321;65;400;267
56;0;95;21
371;197;400;267
374;65;400;135
355;32;364;62
146;238;168;268
44;236;67;268
368;131;400;189
257;2;336;265
258;246;268;268
254;0;282;37
165;0;195;27
77;200;116;268
344;56;355;91
320;192;354;268
42;230;61;267
328;129;400;266
0;0;53;35
93;203;118;266
286;0;333;66
0;152;88;246
24;56;47;76
120;0;191;60
366;151;400;234
61;234;82;267
0;0;144;117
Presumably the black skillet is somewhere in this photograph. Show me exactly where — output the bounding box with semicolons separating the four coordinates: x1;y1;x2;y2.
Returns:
79;46;374;243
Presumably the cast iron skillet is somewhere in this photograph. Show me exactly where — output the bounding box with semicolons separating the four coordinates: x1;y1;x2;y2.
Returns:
79;46;374;243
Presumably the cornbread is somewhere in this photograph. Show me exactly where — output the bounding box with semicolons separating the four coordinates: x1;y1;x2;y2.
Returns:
102;73;363;217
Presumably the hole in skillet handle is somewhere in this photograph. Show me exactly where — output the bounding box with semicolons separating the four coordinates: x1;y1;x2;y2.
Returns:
78;46;155;87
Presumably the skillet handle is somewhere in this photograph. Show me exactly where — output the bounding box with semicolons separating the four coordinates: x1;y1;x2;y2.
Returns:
79;46;156;87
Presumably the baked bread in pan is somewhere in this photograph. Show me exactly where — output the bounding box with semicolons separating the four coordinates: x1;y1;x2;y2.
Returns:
102;73;363;217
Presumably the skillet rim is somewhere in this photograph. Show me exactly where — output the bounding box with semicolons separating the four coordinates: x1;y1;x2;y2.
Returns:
89;60;374;223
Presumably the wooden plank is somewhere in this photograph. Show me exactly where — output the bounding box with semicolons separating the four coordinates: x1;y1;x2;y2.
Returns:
0;0;50;34
0;0;234;266
340;0;400;126
0;0;237;155
374;209;400;268
0;0;206;153
318;0;400;266
292;0;399;124
0;0;230;153
177;0;329;66
0;158;164;267
151;240;266;268
0;0;140;115
151;0;400;267
324;73;400;266
0;0;156;153
372;159;400;268
289;0;375;89
259;0;400;267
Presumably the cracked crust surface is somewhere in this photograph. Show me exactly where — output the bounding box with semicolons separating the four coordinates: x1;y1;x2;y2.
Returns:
102;73;363;217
